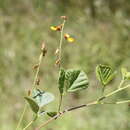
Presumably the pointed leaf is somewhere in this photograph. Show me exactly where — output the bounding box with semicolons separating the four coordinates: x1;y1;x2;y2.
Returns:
32;89;54;108
96;64;115;86
24;97;39;114
65;69;89;92
58;68;65;94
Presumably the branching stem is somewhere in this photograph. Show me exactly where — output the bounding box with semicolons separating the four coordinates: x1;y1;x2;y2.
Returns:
35;84;130;130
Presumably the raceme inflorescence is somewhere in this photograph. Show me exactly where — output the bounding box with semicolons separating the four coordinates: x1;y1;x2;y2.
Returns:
16;16;130;130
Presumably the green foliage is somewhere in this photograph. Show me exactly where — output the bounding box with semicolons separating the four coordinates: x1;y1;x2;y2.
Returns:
24;97;39;114
121;68;130;80
96;64;116;86
32;89;54;108
65;69;89;92
58;68;65;95
47;112;57;117
25;89;54;113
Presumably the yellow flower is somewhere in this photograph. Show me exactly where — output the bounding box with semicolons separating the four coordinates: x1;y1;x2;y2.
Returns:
64;33;75;43
50;25;62;31
50;26;57;31
67;37;74;42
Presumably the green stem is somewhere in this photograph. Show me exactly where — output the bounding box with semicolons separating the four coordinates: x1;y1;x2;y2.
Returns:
23;115;38;130
118;79;125;89
59;20;66;68
99;100;130;105
116;99;130;104
35;101;98;130
98;84;130;101
23;120;34;130
16;104;27;130
58;94;63;112
106;84;130;98
57;20;66;112
16;52;44;130
32;53;43;90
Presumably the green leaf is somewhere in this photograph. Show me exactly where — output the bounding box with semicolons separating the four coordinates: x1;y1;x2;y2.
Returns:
65;69;89;92
24;97;39;114
96;64;115;86
47;112;57;117
32;89;54;108
121;68;130;80
58;68;65;94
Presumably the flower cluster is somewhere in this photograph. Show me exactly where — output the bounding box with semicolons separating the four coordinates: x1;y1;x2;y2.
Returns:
50;16;75;43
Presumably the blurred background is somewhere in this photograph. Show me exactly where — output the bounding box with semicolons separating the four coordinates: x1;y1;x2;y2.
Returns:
0;0;130;130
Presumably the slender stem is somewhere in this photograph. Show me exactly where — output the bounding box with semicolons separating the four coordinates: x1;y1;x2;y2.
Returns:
32;53;43;89
23;120;34;130
116;99;130;104
105;84;130;98
98;84;130;101
58;94;63;112
35;97;130;130
16;52;44;130
118;79;125;89
16;104;27;130
57;20;66;112
35;101;98;130
35;83;130;130
58;20;66;68
99;100;130;105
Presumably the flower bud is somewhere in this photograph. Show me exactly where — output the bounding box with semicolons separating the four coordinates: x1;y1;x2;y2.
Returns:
41;42;47;56
33;64;39;70
55;59;61;66
36;77;40;85
61;16;67;20
55;48;60;55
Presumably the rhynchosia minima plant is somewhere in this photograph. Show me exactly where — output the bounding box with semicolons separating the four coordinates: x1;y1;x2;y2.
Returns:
16;16;130;130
